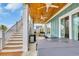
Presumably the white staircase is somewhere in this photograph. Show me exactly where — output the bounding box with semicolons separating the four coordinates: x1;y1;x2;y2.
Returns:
0;32;23;56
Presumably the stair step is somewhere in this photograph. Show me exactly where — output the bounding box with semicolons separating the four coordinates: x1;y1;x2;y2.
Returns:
9;38;22;39
13;33;22;35
9;40;23;41
12;34;22;36
12;34;22;35
3;47;22;50
14;32;22;34
0;32;23;56
12;35;22;36
6;43;23;45
9;39;22;41
2;49;23;52
5;45;23;47
14;34;22;35
8;40;23;42
10;37;22;38
11;37;23;38
0;51;23;56
6;41;23;43
11;36;22;37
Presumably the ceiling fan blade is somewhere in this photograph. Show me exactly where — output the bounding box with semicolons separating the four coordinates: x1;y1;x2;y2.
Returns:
45;3;52;6
50;5;59;8
38;6;46;10
41;16;47;20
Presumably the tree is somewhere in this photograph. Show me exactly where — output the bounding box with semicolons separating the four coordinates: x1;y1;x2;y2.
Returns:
0;25;7;32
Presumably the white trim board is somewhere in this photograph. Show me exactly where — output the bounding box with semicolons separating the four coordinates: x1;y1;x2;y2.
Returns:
45;3;72;24
59;6;79;19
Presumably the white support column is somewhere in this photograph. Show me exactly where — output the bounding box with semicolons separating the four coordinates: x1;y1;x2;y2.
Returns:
23;4;29;53
44;24;47;36
29;15;34;34
69;15;72;39
59;18;61;38
50;22;52;38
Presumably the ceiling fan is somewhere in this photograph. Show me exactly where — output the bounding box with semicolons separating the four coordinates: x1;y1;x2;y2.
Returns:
38;3;59;12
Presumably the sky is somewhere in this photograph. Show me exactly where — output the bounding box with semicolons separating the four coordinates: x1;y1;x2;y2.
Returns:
0;3;23;28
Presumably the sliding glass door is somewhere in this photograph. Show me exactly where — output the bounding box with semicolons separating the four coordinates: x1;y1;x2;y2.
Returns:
72;12;79;40
60;16;69;38
61;18;65;38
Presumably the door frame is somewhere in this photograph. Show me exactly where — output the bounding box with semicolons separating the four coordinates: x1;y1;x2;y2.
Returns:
45;22;51;38
59;6;79;40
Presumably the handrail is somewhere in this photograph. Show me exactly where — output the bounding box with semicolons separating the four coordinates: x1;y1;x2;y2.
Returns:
6;18;23;33
5;17;23;43
0;17;23;50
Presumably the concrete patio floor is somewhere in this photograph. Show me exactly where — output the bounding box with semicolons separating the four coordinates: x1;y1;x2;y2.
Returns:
37;38;79;56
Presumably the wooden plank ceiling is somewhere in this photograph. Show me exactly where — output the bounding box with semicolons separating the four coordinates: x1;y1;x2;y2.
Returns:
28;3;67;24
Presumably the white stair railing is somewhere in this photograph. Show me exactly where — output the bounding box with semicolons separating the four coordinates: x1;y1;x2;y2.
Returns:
0;30;3;51
0;30;6;51
4;18;23;47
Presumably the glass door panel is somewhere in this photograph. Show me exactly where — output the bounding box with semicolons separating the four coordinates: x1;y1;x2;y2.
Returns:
72;13;79;40
60;16;69;38
61;18;65;38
